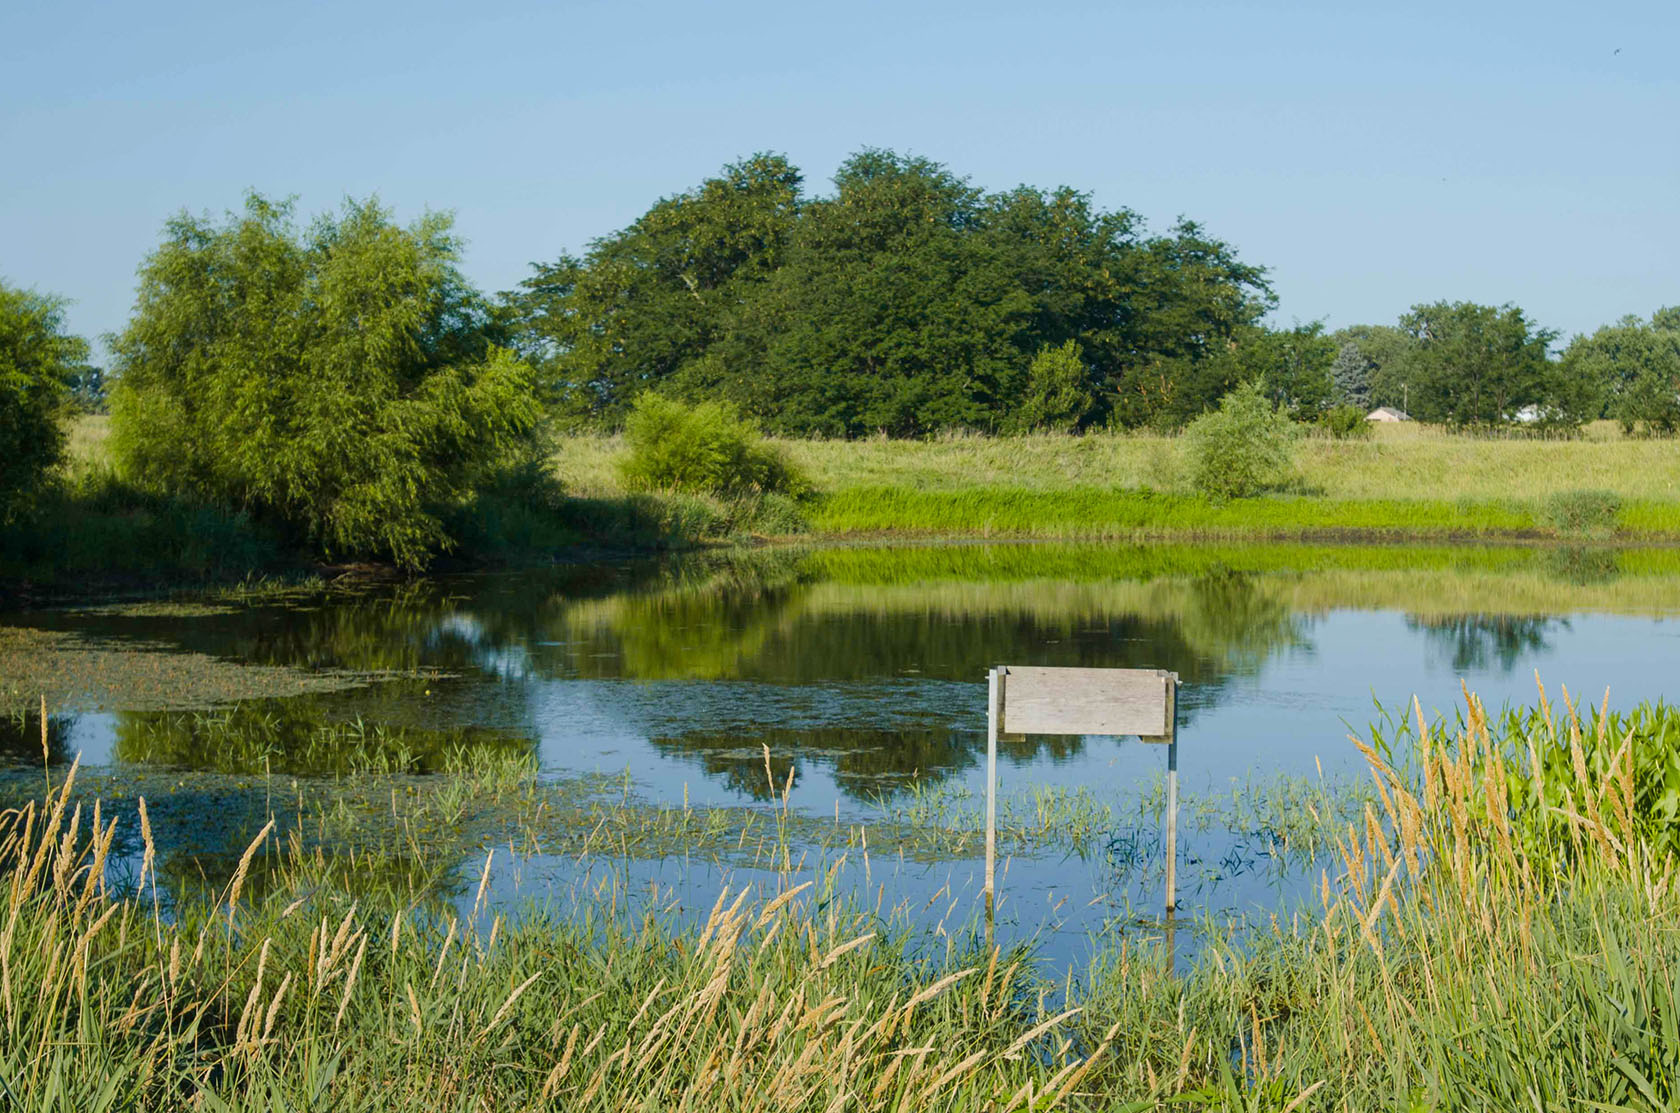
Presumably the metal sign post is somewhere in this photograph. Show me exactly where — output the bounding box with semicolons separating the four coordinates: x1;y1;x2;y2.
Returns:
984;667;1000;931
1163;677;1178;913
983;666;1180;920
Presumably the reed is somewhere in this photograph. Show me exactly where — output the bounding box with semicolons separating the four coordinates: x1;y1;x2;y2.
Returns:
4;685;1680;1108
0;766;1101;1110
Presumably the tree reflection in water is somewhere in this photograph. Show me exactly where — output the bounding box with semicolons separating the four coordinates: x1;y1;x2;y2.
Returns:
1407;614;1563;673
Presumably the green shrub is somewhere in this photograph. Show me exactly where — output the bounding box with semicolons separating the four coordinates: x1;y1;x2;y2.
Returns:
0;282;89;522
1182;381;1300;500
619;394;807;497
0;468;286;584
1008;340;1095;433
1319;403;1372;440
108;194;541;569
1541;489;1622;538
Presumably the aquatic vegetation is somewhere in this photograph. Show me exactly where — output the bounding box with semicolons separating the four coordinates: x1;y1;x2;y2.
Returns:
0;625;375;716
4;687;1680;1108
0;766;1098;1111
111;703;531;778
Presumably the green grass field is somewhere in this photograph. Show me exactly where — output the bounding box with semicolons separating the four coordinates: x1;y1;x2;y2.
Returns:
545;421;1680;542
549;421;1680;502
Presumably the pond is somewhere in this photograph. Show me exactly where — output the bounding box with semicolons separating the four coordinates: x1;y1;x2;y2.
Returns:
5;540;1680;969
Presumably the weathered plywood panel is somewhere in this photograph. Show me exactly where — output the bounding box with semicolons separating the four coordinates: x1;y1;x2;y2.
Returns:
998;666;1172;738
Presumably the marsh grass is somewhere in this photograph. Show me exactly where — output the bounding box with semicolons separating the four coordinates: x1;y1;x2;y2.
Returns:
6;684;1680;1108
0;760;1107;1111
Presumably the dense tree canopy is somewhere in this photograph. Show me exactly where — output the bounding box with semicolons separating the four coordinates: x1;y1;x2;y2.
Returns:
0;280;90;521
1333;306;1587;428
1561;309;1680;434
110;194;541;567
1395;302;1559;426
512;150;1279;434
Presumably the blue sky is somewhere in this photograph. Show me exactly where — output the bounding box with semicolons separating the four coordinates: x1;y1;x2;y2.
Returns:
3;0;1674;356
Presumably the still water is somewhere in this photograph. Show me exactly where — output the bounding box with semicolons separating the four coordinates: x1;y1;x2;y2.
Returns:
5;541;1680;965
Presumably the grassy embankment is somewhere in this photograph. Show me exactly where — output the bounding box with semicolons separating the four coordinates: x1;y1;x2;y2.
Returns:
555;420;1680;543
10;418;1680;596
4;688;1680;1108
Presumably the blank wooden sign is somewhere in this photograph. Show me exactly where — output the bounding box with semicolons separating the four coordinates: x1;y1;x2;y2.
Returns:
997;666;1173;739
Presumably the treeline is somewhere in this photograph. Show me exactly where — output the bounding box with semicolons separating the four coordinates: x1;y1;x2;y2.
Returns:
509;150;1677;437
3;197;550;573
1329;305;1680;432
511;150;1287;434
4;149;1678;570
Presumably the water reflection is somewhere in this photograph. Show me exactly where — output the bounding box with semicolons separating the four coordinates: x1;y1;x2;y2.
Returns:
6;541;1680;803
7;541;1680;971
1408;615;1563;674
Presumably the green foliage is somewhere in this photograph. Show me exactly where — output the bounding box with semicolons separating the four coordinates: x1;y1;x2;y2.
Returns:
1331;324;1413;407
1236;322;1337;420
1329;340;1373;408
1562;309;1680;435
0;468;285;585
1319;403;1372;439
0;281;90;522
1182;381;1300;499
1493;700;1680;859
514;153;803;425
1540;488;1622;538
1395;301;1561;427
1008;340;1095;432
618;393;806;496
109;194;542;568
512;150;1273;436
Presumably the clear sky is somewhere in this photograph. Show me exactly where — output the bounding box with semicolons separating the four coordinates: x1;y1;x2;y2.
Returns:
3;0;1674;357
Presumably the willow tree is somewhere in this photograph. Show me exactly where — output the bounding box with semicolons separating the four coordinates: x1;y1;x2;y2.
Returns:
110;194;540;568
0;280;90;521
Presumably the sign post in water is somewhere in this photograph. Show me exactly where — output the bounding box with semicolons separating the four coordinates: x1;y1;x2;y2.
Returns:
984;666;1181;923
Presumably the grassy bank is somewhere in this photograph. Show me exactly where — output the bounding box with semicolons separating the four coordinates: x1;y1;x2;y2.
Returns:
550;422;1680;544
14;418;1680;600
553;421;1680;502
4;689;1679;1108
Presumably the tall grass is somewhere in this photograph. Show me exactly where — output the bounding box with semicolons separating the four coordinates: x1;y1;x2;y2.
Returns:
810;486;1547;540
550;423;1680;504
0;761;1104;1110
5;686;1680;1108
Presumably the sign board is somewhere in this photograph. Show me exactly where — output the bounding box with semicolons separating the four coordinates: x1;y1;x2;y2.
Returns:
984;665;1182;921
997;666;1173;740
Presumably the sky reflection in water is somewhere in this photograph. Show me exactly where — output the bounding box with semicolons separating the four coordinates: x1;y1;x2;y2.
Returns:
4;542;1679;968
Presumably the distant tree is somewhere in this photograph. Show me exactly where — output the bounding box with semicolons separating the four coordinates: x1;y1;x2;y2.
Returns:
110;194;541;568
1562;310;1680;434
1329;341;1373;408
1107;220;1275;429
1396;301;1557;426
0;280;89;521
65;364;108;413
1008;340;1096;432
1332;324;1417;411
512;150;1273;436
738;150;1031;435
1245;323;1335;420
